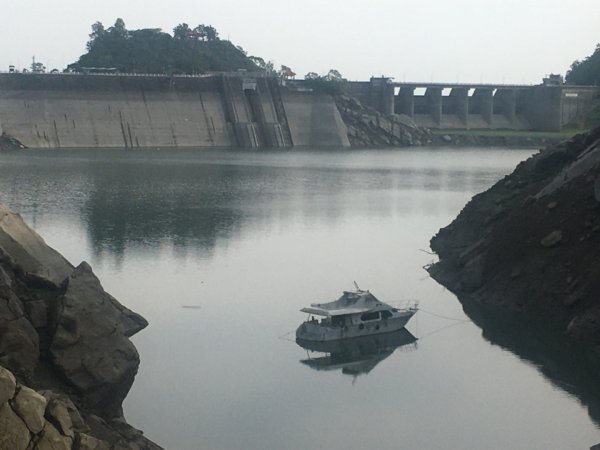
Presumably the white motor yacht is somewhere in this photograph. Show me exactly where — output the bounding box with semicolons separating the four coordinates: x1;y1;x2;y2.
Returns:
296;285;418;342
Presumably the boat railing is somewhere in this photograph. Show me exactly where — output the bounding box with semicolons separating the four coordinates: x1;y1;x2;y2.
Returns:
393;300;419;311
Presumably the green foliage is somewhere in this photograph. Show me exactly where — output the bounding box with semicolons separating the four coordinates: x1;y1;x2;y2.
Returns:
303;69;348;94
248;56;275;74
584;103;600;128
70;19;259;74
566;43;600;85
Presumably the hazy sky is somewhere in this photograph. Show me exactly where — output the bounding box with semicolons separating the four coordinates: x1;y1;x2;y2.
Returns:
3;0;599;83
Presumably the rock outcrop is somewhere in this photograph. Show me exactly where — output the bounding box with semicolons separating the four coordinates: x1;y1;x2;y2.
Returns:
0;132;25;151
428;126;600;362
335;95;428;147
0;203;160;449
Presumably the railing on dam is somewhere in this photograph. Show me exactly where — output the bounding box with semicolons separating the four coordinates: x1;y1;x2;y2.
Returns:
0;70;271;79
391;81;534;89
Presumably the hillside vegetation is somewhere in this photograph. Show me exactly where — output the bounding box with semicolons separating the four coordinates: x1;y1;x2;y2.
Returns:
68;19;260;74
566;43;600;86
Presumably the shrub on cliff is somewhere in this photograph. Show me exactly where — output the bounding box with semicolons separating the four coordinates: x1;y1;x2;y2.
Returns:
68;18;260;74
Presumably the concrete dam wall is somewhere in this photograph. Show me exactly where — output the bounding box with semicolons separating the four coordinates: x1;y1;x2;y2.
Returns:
347;78;600;132
0;73;350;149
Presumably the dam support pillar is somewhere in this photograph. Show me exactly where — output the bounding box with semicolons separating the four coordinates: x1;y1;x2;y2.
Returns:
494;89;517;124
426;87;442;125
450;88;469;125
471;88;494;124
369;77;395;115
395;87;415;117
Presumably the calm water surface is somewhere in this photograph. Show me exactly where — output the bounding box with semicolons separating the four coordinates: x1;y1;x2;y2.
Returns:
1;148;598;450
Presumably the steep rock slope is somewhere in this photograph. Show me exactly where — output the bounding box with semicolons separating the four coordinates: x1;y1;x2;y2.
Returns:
0;203;160;449
428;127;600;358
335;95;428;147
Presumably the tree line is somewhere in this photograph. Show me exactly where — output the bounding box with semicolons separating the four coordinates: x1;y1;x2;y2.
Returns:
69;19;259;74
566;43;600;86
67;18;351;96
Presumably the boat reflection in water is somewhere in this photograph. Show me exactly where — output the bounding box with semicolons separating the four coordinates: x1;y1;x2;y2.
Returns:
296;328;417;378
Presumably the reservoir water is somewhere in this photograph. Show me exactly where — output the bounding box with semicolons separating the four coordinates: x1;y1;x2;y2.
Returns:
0;148;598;450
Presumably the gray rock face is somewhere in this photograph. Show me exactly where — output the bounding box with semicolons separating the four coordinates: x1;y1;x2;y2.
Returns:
335;95;427;147
0;402;30;450
36;421;72;450
25;300;48;329
12;385;47;434
0;204;73;287
595;176;600;203
540;230;563;247
0;366;16;406
0;203;159;449
46;398;74;438
75;433;110;450
50;262;147;416
0;316;39;379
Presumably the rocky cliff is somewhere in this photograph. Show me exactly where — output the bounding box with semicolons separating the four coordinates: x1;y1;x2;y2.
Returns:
428;126;600;363
334;95;428;147
0;203;160;449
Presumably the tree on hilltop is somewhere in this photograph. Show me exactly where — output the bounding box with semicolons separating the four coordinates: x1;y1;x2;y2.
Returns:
70;19;259;74
87;21;106;49
173;23;192;40
173;23;219;42
303;69;348;94
249;56;275;74
111;18;128;38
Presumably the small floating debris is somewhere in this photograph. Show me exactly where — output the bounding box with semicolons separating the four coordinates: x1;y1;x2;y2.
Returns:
181;305;202;310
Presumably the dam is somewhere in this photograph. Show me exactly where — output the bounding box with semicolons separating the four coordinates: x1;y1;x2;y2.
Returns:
0;73;350;149
347;78;600;132
1;72;598;149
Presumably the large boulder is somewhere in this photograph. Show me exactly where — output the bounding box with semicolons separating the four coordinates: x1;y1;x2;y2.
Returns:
40;391;87;436
0;315;39;379
11;385;47;434
0;204;73;288
75;433;110;450
36;421;72;450
50;263;148;416
0;203;160;448
0;402;31;450
0;366;16;406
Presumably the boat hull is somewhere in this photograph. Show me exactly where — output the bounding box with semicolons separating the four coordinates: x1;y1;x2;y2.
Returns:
296;310;416;342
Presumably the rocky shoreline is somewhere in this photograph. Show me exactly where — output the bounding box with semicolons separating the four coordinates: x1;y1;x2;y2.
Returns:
333;95;570;149
0;132;26;151
0;203;161;449
428;132;565;148
427;127;600;427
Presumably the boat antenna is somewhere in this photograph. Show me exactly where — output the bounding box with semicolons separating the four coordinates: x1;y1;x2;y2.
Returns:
354;281;361;291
